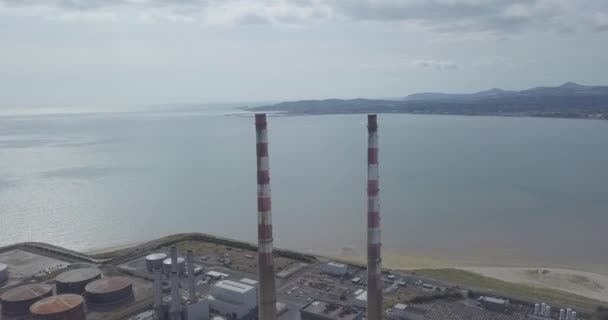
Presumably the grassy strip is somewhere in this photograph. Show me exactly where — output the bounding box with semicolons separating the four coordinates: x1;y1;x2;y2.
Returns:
411;268;607;312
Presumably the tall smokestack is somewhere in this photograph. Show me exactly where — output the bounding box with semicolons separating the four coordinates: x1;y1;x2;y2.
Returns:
170;246;178;274
366;114;382;320
169;271;181;320
153;268;163;320
255;113;277;320
186;250;196;301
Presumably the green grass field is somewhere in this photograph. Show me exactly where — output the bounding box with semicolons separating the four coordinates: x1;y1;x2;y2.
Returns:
411;268;607;313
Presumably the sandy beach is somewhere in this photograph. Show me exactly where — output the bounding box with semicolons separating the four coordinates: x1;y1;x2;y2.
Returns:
334;247;608;303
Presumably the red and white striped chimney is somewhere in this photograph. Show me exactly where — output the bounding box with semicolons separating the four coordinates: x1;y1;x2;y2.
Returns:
255;113;277;320
366;114;382;320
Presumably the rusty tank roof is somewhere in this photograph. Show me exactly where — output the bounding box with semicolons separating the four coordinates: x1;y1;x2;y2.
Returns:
85;277;132;294
29;294;84;315
0;284;53;302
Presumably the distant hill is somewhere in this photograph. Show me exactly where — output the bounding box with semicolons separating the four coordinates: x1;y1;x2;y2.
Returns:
247;82;608;120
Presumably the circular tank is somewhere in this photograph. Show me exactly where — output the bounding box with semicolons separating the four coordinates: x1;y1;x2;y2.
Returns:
145;253;167;272
162;257;185;275
30;294;86;320
0;283;53;316
84;277;133;307
56;268;101;295
0;263;8;285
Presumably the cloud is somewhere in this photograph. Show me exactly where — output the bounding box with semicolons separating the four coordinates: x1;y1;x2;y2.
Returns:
0;0;607;34
411;59;458;71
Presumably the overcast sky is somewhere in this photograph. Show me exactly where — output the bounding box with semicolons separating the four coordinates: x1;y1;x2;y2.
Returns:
1;0;608;108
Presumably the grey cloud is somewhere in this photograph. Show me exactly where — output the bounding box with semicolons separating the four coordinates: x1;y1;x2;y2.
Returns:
412;59;458;71
1;0;607;34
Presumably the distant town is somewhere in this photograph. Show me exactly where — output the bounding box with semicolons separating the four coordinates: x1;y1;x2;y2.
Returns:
248;82;608;120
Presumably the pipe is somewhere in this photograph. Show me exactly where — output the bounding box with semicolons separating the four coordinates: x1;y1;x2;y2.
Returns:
255;114;277;320
366;114;382;320
187;250;196;301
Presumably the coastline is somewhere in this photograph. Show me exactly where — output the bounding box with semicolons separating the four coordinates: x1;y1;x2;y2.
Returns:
83;238;608;303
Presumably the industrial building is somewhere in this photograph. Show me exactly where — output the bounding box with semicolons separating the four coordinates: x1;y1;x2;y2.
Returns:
0;263;7;285
209;280;257;319
300;300;363;320
354;291;367;308
0;283;53;316
322;262;348;277
55;268;102;295
29;294;87;320
479;296;509;312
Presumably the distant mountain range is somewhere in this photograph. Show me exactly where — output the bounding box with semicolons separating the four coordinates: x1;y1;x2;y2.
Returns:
247;82;608;120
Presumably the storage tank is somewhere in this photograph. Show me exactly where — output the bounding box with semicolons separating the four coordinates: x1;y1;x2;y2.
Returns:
56;268;102;295
0;263;8;285
85;277;134;307
30;294;86;320
0;283;53;316
162;257;185;275
145;253;167;272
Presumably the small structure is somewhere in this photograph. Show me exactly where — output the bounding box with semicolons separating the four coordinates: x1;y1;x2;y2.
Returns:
206;271;229;280
0;283;53;316
479;296;509;313
300;300;363;320
145;253;168;272
55;268;102;295
208;280;257;319
29;294;87;320
323;262;348;276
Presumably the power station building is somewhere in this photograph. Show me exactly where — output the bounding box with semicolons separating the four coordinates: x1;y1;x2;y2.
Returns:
322;262;348;277
208;280;257;319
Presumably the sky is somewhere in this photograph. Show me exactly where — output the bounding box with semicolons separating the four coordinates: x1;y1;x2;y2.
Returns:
1;0;608;108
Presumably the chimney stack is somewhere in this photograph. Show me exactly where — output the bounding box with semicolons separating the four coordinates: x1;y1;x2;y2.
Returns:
169;271;181;320
186;250;196;301
170;246;178;274
153;268;164;320
366;114;382;320
255;114;277;320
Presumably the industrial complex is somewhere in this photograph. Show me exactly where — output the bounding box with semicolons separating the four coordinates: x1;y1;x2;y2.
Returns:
0;114;595;320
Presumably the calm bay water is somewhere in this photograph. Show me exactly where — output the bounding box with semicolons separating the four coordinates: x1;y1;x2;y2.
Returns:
1;107;607;267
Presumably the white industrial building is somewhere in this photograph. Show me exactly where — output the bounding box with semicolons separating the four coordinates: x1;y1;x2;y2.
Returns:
209;280;257;319
322;262;348;276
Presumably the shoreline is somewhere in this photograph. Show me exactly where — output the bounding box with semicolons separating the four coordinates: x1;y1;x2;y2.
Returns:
83;238;608;303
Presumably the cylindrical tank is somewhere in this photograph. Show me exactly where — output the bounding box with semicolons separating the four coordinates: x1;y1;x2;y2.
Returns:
559;309;565;320
534;303;540;315
56;268;101;295
30;294;86;320
541;303;546;316
567;308;572;320
162;257;185;275
146;253;167;272
85;277;134;307
0;283;53;316
546;306;551;318
571;311;577;320
0;263;8;285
